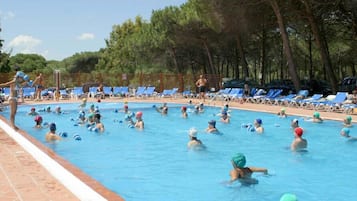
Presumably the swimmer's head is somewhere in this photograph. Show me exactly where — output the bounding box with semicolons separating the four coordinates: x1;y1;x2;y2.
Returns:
31;107;36;111
124;101;128;104
136;111;143;118
280;193;297;201
189;128;198;138
292;119;299;124
82;98;87;102
313;112;320;118
34;115;42;122
341;127;350;137
88;113;94;119
94;113;101;120
294;127;303;137
124;105;128;109
255;118;262;125
90;104;95;108
231;153;246;168
346;115;352;123
181;106;187;111
208;120;216;127
49;123;56;132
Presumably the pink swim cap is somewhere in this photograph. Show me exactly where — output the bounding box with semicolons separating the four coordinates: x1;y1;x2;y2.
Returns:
136;111;143;118
34;115;42;122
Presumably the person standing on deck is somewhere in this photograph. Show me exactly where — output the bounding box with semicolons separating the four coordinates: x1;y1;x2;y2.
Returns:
195;75;207;102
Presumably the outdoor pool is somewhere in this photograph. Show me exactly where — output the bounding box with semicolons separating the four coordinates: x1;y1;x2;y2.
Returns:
1;101;357;201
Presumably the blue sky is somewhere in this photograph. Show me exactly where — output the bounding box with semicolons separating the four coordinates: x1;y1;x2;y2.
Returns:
0;0;187;61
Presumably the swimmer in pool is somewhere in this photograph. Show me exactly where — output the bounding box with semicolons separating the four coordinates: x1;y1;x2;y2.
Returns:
305;112;323;123
290;127;307;151
45;123;61;142
206;120;219;133
28;107;39;116
34;115;43;129
88;104;96;114
187;128;204;149
220;111;230;123
79;98;87;109
181;106;188;118
340;127;357;141
94;113;105;132
155;103;168;115
230;153;268;184
254;118;264;133
277;108;287;118
134;111;144;129
54;106;62;114
87;113;95;126
291;118;299;129
77;110;87;125
343;115;353;127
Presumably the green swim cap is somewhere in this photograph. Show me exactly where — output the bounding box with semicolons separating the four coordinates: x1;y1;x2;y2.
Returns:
232;153;246;168
346;115;352;122
280;193;297;201
313;112;320;118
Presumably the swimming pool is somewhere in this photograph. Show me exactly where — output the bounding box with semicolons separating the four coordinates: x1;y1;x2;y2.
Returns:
1;102;357;201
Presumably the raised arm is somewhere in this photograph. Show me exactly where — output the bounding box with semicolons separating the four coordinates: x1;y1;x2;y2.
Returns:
0;79;15;87
249;167;268;174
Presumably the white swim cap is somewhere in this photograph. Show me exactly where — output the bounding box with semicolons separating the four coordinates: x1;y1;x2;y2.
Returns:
189;128;198;137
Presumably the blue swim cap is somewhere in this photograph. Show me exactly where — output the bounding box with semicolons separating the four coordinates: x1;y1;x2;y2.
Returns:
49;123;56;131
232;153;246;168
280;193;297;201
208;120;216;126
342;127;350;135
255;118;262;125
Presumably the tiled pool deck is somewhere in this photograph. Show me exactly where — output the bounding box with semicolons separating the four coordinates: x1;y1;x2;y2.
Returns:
0;97;353;200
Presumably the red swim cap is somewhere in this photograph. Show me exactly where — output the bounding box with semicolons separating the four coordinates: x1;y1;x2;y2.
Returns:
294;127;303;137
34;115;42;122
136;111;143;118
181;106;187;111
124;105;128;109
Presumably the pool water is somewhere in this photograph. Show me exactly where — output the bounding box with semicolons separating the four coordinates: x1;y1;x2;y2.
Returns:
2;102;357;201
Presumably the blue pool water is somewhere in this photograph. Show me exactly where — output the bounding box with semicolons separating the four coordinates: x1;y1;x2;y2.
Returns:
1;102;357;201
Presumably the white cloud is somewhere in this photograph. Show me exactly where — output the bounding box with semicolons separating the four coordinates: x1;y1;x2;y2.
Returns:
77;33;95;40
7;35;42;54
0;10;15;20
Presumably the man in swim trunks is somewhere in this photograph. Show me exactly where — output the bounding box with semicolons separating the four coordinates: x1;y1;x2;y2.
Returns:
230;153;268;184
195;75;207;102
32;73;44;101
0;72;28;129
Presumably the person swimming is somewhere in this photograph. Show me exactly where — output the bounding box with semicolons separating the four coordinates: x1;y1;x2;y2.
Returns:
181;106;188;118
277;108;287;118
79;98;87;109
254;118;264;133
94;113;105;132
291;118;299;129
34;115;43;129
343;115;353;127
28;107;39;116
229;153;268;185
206;120;218;133
220;111;230;123
290;127;307;151
187;128;204;149
134;111;144;129
340;127;357;141
307;111;323;123
45;123;61;142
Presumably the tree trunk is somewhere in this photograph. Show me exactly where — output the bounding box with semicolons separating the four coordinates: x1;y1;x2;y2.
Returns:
261;26;266;86
301;0;338;92
202;39;218;89
269;0;300;91
236;34;249;79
